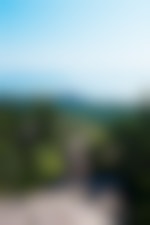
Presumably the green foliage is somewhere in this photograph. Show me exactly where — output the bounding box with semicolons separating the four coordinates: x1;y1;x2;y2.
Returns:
34;144;65;180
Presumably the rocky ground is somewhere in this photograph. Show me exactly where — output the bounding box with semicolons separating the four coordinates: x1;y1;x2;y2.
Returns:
0;187;125;225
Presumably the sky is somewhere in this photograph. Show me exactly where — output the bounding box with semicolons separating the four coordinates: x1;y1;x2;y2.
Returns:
0;0;150;103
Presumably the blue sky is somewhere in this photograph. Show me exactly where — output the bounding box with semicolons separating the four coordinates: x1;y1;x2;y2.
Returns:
0;0;150;103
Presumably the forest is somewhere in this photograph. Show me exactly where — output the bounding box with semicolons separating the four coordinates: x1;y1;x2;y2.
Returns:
0;97;149;224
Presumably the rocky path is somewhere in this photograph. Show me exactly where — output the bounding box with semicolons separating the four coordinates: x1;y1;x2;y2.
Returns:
0;188;124;225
